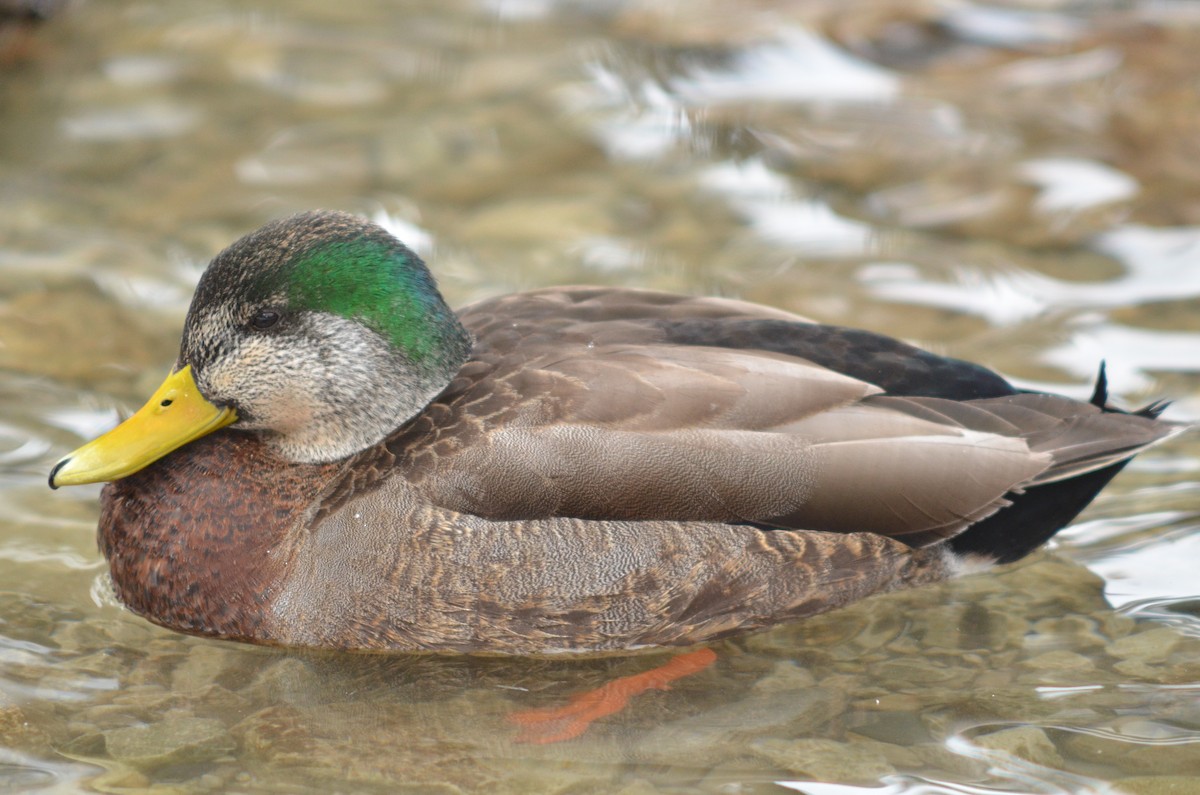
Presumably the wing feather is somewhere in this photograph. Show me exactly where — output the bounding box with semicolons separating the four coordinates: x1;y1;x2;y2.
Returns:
385;288;1177;546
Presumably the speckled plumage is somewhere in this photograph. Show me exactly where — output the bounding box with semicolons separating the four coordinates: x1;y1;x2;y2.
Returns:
86;211;1183;654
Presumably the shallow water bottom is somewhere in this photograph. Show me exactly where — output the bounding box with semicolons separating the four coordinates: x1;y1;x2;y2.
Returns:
0;552;1196;794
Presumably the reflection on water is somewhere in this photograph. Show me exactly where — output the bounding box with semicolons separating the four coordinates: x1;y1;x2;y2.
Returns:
671;29;900;105
1;1;1199;793
7;555;1200;793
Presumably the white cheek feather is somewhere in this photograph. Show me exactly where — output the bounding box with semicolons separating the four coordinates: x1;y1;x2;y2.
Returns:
213;336;324;430
192;311;455;464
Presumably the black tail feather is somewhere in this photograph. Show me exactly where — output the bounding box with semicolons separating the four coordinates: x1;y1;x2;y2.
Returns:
1136;399;1172;419
1088;360;1170;418
947;460;1131;564
1089;361;1109;408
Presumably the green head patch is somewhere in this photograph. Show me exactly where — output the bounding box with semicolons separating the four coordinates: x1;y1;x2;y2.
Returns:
287;237;453;364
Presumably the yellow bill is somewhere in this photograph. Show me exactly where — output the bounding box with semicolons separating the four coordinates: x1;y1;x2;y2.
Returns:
49;365;237;488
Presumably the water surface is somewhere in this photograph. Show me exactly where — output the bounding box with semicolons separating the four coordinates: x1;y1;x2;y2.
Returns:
1;1;1199;793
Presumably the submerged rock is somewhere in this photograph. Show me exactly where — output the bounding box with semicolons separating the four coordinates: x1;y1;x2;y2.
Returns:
748;737;895;783
103;717;235;768
972;725;1064;769
1117;776;1200;795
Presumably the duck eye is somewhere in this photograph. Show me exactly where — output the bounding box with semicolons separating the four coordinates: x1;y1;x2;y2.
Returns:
250;309;281;330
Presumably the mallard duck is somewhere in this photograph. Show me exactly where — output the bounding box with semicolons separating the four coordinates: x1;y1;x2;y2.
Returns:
50;210;1184;655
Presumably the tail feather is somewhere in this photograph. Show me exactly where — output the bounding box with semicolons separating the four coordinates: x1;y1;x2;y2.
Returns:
948;460;1132;565
1089;360;1110;409
948;365;1188;565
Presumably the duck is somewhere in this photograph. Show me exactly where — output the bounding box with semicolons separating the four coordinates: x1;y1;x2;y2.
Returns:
49;210;1185;656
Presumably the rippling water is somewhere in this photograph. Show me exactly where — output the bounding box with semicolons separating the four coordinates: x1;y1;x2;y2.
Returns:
1;1;1199;793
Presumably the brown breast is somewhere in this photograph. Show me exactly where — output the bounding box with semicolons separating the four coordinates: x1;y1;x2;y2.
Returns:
98;430;343;642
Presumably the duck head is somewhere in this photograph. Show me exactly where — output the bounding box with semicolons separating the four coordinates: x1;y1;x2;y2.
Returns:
50;211;471;487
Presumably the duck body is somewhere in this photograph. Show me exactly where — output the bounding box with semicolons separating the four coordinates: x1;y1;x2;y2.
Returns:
57;211;1184;654
99;429;950;653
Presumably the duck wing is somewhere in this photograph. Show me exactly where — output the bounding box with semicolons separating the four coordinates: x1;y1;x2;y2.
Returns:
381;288;1178;546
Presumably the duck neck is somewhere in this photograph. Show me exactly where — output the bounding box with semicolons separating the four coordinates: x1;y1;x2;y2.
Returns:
258;313;472;465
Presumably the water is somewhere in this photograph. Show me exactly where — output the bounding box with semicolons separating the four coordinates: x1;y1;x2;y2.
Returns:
1;1;1199;792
